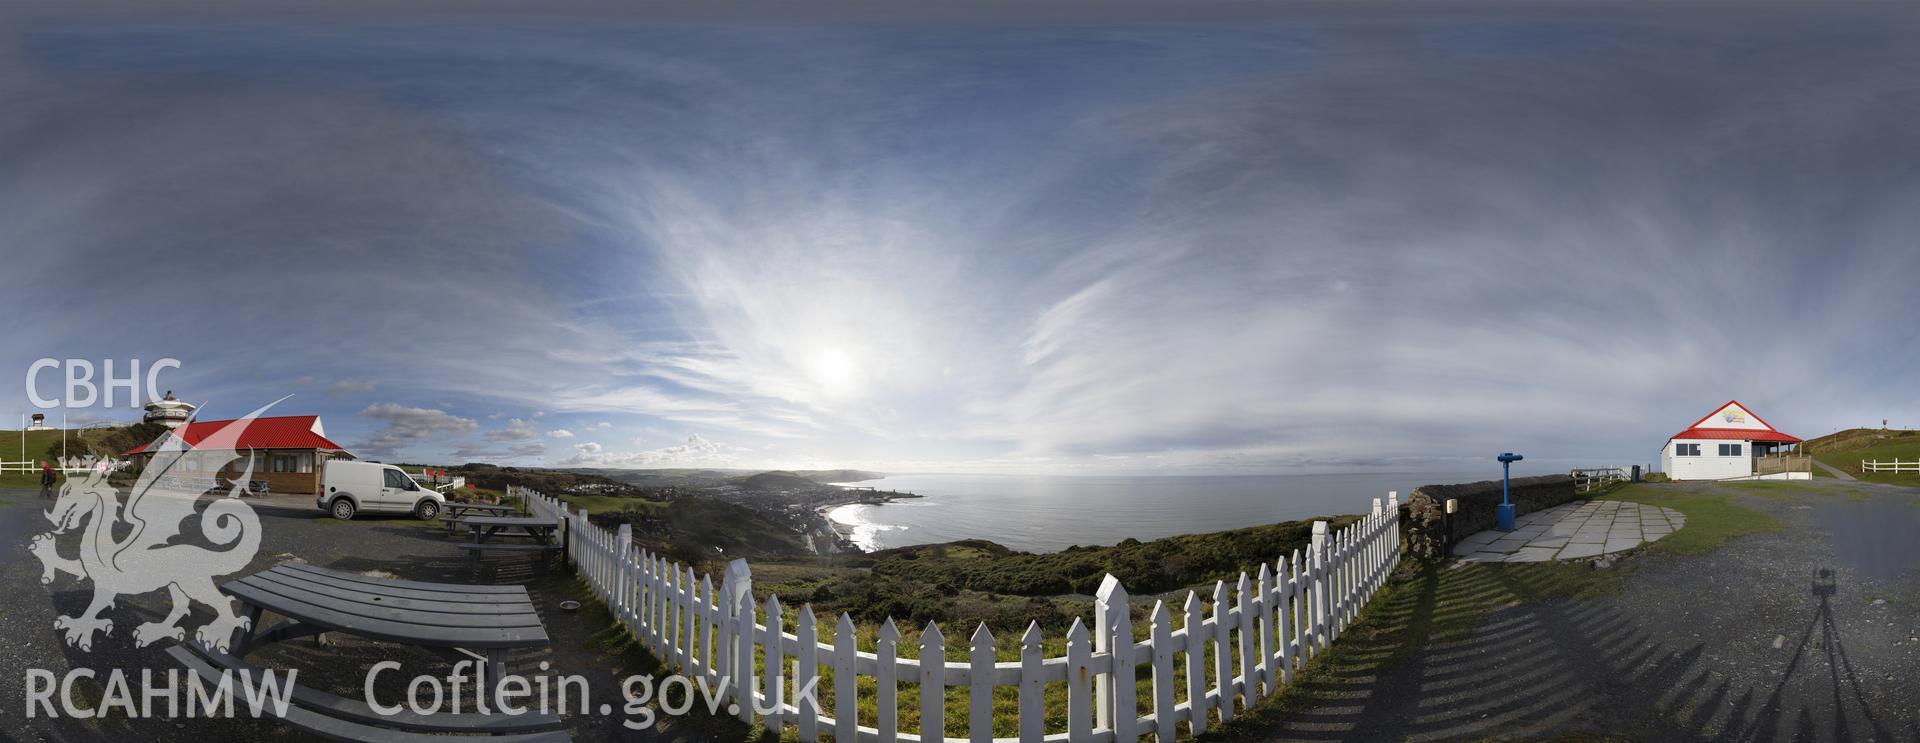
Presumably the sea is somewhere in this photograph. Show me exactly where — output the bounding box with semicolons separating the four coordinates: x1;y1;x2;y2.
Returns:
825;471;1495;553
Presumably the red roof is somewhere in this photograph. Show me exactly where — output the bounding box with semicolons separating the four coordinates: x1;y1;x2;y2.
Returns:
1670;427;1803;443
124;416;350;455
1670;399;1802;444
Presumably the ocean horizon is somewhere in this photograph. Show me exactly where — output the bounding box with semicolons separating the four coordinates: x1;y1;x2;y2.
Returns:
826;470;1507;553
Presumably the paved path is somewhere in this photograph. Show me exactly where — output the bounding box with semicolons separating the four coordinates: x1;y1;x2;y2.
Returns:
1812;459;1858;481
1452;499;1684;562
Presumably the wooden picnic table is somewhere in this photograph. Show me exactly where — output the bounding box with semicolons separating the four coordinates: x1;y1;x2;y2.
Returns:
443;502;521;534
458;516;566;570
166;561;566;741
465;515;562;545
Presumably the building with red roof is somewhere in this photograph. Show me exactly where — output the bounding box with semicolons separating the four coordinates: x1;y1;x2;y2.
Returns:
1660;400;1809;481
124;415;355;495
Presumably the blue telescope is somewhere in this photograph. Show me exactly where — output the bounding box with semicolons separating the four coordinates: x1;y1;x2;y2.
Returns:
1497;452;1523;530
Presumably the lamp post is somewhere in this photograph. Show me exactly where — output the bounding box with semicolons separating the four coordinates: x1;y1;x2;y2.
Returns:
1497;452;1524;531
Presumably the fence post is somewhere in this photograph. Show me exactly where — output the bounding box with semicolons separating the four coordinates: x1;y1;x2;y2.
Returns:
1095;575;1136;741
836;613;858;741
1310;521;1329;652
680;564;697;670
698;574;715;682
574;508;587;566
1020;621;1044;742
721;556;752;714
615;525;633;626
1149;600;1175;741
921;621;945;743
1275;557;1293;686
797;605;819;742
877;618;900;743
1066;618;1092;743
1094;578;1112;731
733;590;754;724
1254;563;1272;696
1210;580;1233;721
764;595;785;736
1182;592;1208;736
1370;499;1384;596
1234;572;1253;708
970;623;995;742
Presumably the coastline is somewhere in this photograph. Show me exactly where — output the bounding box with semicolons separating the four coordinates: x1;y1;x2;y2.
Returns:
814;484;922;553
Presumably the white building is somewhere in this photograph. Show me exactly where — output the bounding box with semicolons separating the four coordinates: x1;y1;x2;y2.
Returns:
143;390;196;430
1660;400;1810;481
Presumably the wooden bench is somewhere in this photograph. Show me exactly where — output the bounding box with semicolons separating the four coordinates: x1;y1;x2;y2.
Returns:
457;543;564;554
166;562;569;742
165;645;568;739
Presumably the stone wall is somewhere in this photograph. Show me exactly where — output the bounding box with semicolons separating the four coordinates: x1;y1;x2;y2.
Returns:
1401;475;1577;561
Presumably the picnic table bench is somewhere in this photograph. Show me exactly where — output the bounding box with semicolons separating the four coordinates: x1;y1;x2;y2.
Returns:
457;515;565;569
443;502;521;534
166;562;568;741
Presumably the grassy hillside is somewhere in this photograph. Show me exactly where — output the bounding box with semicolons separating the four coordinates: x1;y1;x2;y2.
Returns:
577;494;809;564
0;429;69;489
1804;427;1920;486
753;512;1365;631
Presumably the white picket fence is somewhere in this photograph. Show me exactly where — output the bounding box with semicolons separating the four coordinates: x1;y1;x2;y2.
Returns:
518;485;1402;742
1862;459;1919;473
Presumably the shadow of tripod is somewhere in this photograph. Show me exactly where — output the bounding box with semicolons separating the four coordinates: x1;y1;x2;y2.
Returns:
1739;568;1893;742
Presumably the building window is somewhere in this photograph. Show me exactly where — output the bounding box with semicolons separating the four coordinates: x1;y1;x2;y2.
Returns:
1676;443;1701;457
1718;443;1743;457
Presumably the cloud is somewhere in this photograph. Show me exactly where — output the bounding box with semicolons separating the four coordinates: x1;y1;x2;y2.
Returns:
594;421;612;430
559;433;741;468
450;441;546;460
485;418;539;442
356;403;478;458
8;16;1919;473
325;379;378;397
546;429;575;439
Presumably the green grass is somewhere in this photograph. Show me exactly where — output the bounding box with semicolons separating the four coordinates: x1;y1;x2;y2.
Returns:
559;492;669;516
1806;428;1920;486
1598;484;1783;554
0;429;69;489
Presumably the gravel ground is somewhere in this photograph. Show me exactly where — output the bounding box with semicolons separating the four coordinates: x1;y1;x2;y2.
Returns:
1222;480;1920;742
1;487;726;743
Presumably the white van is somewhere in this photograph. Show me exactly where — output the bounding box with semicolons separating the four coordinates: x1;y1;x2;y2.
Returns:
317;461;445;521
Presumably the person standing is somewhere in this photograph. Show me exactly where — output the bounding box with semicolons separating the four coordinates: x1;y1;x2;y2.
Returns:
40;460;58;499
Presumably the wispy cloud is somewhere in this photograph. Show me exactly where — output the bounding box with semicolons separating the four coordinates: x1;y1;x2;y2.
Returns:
3;11;1916;471
563;433;741;468
325;379;377;397
356;403;479;459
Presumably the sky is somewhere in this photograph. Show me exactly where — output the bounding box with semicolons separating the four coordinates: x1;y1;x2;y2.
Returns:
3;2;1918;475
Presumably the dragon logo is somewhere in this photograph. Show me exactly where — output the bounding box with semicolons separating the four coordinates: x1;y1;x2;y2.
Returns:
27;403;275;653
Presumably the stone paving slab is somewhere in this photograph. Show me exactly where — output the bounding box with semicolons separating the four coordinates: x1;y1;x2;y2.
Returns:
1449;500;1684;562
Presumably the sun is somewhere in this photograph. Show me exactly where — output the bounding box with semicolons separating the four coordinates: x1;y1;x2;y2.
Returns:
810;348;859;393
